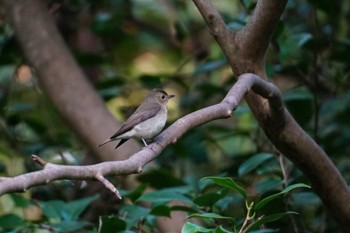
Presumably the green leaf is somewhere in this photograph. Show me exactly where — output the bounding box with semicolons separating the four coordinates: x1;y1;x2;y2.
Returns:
0;65;16;85
99;216;126;233
181;222;213;233
171;205;198;214
119;205;150;228
188;213;235;224
250;229;279;233
255;183;310;211
256;177;283;194
123;184;147;202
10;194;31;208
214;225;233;233
40;200;65;220
283;89;313;102
6;103;34;112
136;189;193;205
291;191;321;206
63;194;99;220
150;205;171;217
137;169;185;189
246;211;298;231
202;176;247;200
215;195;242;210
279;33;312;62
0;214;25;229
39;194;99;221
193;189;228;208
238;153;274;176
52;220;91;232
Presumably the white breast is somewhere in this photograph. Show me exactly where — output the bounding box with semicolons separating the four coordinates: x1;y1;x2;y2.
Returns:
134;106;168;139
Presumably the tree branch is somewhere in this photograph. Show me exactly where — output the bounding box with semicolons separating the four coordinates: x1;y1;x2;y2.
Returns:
0;74;281;196
237;0;287;65
192;0;350;231
192;0;236;68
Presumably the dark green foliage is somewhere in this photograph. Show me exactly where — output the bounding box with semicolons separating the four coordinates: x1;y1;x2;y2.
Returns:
0;0;349;232
0;194;98;232
99;216;126;232
0;214;26;230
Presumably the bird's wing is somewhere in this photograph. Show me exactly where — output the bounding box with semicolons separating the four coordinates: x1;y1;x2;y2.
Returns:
110;104;161;139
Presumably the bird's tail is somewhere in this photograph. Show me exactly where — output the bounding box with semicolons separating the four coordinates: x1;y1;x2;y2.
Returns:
97;138;112;148
115;139;128;149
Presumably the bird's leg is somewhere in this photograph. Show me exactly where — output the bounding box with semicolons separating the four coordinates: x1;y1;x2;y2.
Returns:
141;138;148;147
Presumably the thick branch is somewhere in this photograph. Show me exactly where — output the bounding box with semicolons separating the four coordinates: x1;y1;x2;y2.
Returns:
237;0;288;65
192;0;237;68
192;0;350;231
0;74;280;196
3;0;140;161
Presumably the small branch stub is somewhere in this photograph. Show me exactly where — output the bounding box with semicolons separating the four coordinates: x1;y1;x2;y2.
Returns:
32;155;47;167
95;173;122;199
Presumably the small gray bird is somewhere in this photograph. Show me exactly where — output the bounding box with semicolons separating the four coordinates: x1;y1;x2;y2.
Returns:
98;89;175;149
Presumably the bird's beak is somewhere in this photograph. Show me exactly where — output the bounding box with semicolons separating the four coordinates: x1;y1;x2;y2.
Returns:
168;94;175;99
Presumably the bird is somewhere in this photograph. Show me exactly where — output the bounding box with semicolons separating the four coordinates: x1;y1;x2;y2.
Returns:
98;88;175;149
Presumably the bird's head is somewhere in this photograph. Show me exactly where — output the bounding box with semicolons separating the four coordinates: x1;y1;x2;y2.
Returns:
148;88;175;105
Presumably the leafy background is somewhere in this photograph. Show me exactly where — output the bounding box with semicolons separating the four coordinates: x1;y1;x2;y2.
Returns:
0;0;349;232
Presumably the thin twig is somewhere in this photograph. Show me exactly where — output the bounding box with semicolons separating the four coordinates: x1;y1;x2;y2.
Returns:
32;155;47;167
239;201;255;233
95;173;122;199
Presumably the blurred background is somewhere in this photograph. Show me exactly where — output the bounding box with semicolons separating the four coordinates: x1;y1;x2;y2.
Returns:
0;0;349;232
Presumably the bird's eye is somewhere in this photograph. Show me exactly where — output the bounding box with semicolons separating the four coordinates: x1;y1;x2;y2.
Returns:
161;95;165;99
